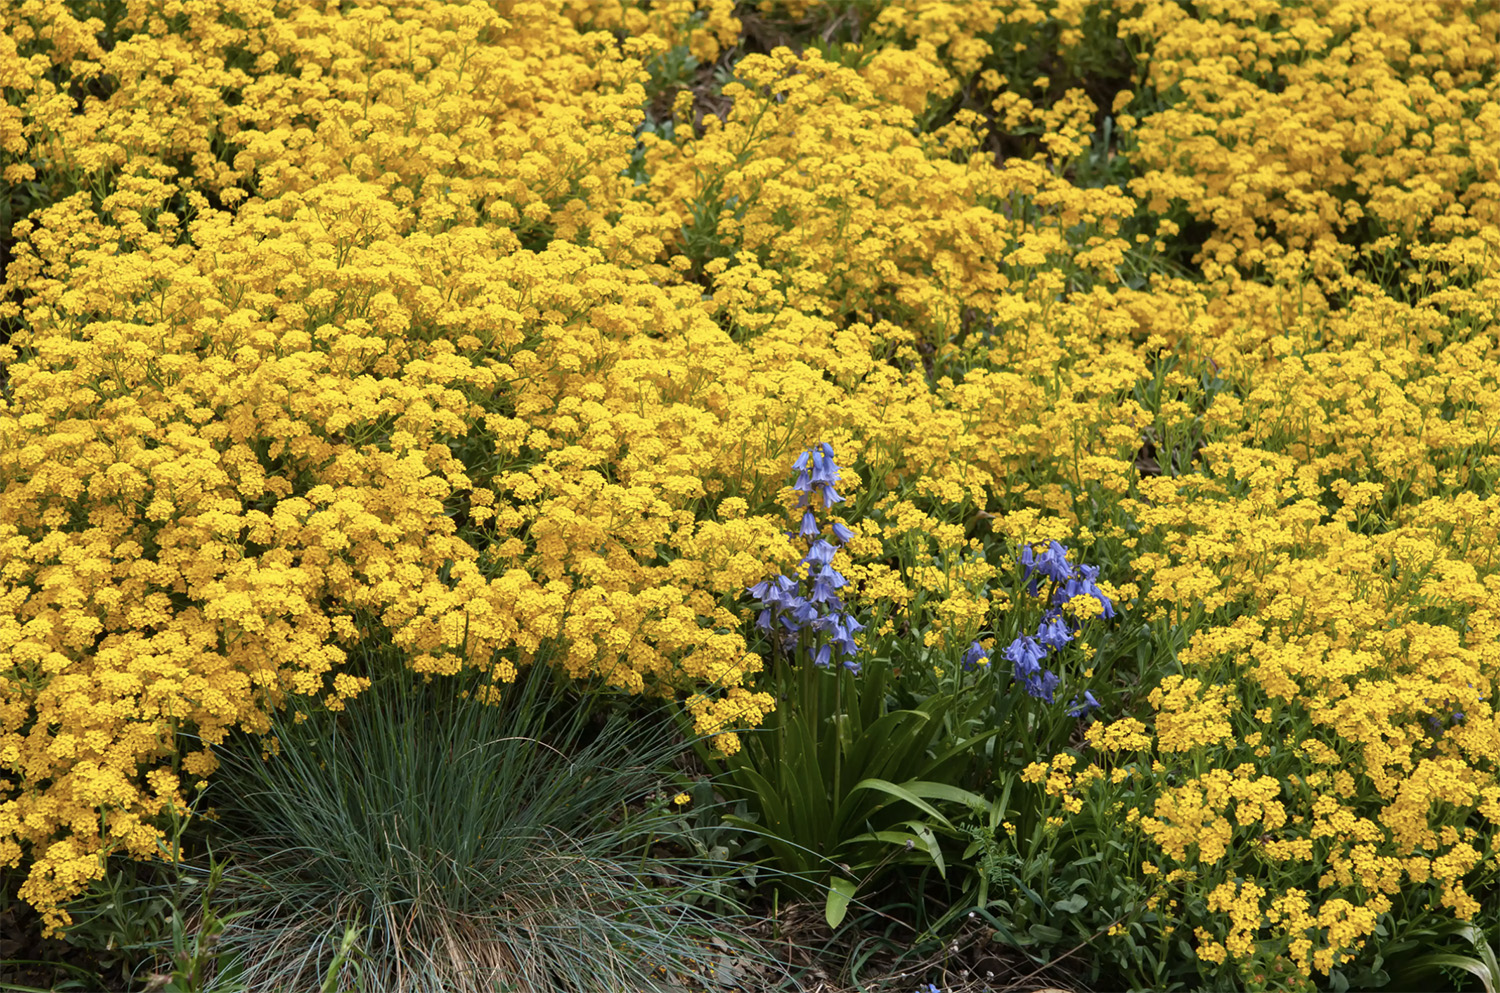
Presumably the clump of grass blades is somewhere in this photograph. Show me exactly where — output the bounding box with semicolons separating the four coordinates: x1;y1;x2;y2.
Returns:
193;661;781;993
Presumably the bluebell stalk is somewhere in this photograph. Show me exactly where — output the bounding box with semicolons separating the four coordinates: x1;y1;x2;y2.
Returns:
747;444;864;674
1002;541;1114;713
1004;634;1060;703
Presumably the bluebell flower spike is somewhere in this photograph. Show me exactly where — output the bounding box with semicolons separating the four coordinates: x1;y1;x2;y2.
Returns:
1036;614;1072;650
802;538;838;569
1033;669;1060;704
1004;635;1059;701
808;450;841;485
1004;635;1047;675
749;444;865;673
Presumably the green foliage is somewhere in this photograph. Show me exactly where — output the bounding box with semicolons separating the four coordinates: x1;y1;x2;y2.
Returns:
946;775;1171;990
1381;921;1499;993
14;798;243;993
695;654;993;929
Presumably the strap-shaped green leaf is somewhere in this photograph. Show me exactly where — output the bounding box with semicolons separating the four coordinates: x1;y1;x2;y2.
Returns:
844;777;954;830
1392;951;1495;993
894;780;988;811
840;823;943;876
786;704;833;842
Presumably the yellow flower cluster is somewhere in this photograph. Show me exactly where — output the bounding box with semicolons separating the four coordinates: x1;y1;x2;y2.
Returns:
1122;0;1500;283
1069;2;1499;976
830;0;1500;977
566;0;741;64
0;0;1496;970
0;0;778;930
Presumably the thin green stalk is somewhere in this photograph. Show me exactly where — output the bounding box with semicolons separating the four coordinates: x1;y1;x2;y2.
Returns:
833;667;843;822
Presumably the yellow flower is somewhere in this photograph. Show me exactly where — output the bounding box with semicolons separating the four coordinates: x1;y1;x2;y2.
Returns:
2;0;1498;955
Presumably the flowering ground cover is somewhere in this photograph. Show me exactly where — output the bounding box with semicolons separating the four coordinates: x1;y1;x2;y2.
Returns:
2;0;1499;990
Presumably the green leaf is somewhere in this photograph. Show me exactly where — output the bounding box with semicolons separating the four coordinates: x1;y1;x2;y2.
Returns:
921;726;1002;779
842;708;931;781
787;707;833;842
845;777;953;830
894;780;988;811
988;778;1016;833
843;822;945;876
1389;925;1500;993
1052;894;1088;914
726;766;790;834
974;905;1031;948
1028;923;1064;944
1465;926;1500;988
1395;953;1494;993
843;828;922;847
1016;877;1046;909
825;876;857;929
906;820;945;878
721;813;813;875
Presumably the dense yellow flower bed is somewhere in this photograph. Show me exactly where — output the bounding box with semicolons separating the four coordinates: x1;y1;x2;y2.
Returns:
1;0;1498;978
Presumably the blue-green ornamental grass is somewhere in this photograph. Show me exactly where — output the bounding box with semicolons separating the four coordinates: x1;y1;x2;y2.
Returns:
175;658;781;993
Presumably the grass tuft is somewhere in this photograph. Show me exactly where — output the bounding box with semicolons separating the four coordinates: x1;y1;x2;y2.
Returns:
190;662;784;993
